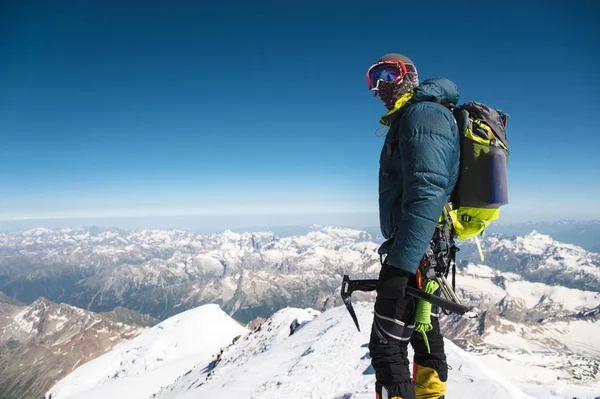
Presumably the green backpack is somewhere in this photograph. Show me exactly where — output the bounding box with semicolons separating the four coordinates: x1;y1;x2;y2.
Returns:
440;101;510;247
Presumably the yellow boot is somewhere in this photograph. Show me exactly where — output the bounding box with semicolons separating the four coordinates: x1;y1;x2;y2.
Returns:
413;363;446;399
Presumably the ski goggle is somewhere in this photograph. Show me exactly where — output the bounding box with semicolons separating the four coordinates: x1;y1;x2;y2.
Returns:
366;60;408;91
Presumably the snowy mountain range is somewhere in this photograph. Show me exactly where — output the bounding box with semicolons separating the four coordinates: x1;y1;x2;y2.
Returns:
2;227;597;324
0;227;380;322
0;293;156;399
1;226;599;397
459;230;600;292
47;303;537;399
489;221;600;252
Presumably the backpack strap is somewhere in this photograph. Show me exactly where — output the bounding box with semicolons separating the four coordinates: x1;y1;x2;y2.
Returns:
442;202;454;230
440;202;456;242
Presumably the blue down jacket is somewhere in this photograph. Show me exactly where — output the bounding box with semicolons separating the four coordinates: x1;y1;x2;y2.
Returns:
378;78;460;274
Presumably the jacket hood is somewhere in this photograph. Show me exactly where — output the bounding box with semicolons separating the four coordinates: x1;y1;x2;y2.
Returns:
411;78;459;105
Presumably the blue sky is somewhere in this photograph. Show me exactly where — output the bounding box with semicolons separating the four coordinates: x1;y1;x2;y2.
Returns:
1;0;599;227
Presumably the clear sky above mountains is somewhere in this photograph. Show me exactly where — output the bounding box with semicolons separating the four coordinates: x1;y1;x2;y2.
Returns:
1;0;599;225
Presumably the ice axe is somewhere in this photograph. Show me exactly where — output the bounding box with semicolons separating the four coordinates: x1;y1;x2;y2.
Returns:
341;275;478;332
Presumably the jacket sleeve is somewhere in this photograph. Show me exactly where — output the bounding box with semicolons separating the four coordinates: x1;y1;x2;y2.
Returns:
385;104;457;273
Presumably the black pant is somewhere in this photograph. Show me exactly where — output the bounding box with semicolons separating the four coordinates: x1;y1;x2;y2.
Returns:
368;273;447;399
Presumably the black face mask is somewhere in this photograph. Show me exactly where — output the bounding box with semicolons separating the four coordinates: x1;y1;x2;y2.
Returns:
376;72;419;110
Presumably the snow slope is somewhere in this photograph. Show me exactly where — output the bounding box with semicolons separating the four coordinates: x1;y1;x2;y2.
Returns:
48;302;533;399
46;304;247;399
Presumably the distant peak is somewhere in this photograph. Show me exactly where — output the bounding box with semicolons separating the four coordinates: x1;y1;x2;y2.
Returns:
511;230;556;255
525;230;552;240
32;296;52;306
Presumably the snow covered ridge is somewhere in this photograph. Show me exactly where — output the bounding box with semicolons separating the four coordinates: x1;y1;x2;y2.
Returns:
47;303;534;399
46;304;248;399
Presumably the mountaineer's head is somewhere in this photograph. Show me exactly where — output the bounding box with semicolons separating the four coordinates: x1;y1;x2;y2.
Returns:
366;53;419;110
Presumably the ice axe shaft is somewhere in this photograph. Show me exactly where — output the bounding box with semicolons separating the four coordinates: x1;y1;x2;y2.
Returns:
406;286;471;315
341;275;477;331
